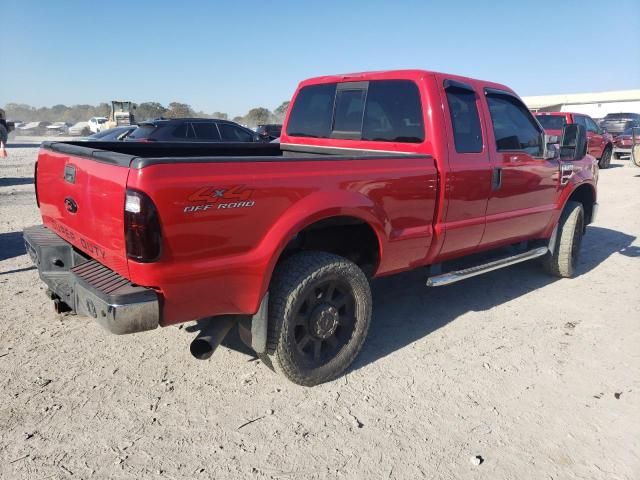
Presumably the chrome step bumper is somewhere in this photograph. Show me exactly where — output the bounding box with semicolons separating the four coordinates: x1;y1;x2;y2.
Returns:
23;224;159;334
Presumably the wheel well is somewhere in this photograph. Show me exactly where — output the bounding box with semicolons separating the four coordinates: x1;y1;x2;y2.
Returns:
567;184;595;225
278;216;380;277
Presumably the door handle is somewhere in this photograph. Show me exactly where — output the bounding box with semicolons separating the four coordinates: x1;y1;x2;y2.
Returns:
492;167;502;190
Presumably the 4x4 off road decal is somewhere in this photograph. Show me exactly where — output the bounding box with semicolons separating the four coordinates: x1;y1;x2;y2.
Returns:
184;185;256;213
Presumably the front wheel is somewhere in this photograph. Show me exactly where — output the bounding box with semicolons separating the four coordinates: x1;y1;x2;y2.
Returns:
542;201;584;278
260;251;372;386
599;146;612;169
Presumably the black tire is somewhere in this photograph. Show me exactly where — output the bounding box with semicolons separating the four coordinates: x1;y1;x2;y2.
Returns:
598;146;612;169
542;201;584;278
259;251;372;386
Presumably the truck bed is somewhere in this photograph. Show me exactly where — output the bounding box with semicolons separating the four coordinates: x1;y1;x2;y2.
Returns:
35;141;437;325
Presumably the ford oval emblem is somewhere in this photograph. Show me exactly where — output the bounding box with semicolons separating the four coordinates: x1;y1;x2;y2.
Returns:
64;197;78;214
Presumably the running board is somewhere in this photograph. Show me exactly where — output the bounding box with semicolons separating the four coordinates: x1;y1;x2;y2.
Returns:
426;247;549;287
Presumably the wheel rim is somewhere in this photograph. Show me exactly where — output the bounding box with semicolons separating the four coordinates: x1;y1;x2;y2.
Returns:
292;278;356;367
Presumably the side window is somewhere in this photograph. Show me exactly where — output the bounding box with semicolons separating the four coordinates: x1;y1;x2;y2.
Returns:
362;80;424;143
333;89;366;134
286;83;337;138
573;115;587;128
445;85;483;153
171;124;196;140
192;122;221;140
584;116;598;133
219;124;253;142
486;93;542;156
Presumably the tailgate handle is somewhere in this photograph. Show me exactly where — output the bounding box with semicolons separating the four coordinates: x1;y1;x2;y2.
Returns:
64;164;76;184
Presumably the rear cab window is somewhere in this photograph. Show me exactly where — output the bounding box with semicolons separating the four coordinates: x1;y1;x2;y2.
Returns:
535;115;567;130
286;80;424;143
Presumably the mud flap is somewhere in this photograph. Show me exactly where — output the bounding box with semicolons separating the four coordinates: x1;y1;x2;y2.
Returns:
238;293;269;354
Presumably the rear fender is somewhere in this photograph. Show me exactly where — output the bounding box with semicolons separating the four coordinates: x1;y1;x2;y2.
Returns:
254;190;388;307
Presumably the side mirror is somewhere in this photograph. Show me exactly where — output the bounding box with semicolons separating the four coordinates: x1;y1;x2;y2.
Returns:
543;134;560;160
560;124;588;161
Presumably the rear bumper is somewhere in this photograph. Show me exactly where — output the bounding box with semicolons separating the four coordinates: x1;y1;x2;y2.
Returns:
613;147;631;157
23;225;160;334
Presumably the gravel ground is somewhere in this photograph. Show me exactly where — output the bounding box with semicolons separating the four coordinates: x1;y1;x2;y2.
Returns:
0;146;638;480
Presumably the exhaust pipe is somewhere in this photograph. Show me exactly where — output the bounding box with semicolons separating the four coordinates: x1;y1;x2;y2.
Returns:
190;316;236;360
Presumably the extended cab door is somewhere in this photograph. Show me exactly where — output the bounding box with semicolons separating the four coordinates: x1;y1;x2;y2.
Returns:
437;79;492;258
479;89;559;247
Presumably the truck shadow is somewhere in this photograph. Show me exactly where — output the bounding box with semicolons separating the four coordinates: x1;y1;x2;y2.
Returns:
352;225;636;372
0;231;26;261
0;177;34;187
208;226;636;373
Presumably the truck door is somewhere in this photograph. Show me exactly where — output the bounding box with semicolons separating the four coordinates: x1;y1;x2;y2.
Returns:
479;89;559;247
583;115;606;158
437;79;492;258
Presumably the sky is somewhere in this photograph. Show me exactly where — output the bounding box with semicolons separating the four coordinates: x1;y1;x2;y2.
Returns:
1;0;639;117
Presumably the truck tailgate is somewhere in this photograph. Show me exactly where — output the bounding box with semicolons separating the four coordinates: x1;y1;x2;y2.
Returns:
36;147;130;277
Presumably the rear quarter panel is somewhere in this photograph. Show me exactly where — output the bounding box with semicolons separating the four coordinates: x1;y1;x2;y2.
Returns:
127;157;437;325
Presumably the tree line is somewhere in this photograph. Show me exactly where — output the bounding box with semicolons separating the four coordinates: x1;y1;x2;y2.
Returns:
2;100;290;127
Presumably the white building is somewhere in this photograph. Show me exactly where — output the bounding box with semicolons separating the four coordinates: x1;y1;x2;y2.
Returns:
522;90;640;120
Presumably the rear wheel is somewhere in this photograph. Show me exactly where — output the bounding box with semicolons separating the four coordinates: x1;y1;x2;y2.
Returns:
260;251;372;386
599;146;612;169
542;201;584;278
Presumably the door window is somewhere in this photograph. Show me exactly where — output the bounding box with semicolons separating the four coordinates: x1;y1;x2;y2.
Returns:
486;93;542;156
169;124;197;140
584;116;599;133
445;85;483;153
218;123;253;142
573;115;587;128
192;122;221;140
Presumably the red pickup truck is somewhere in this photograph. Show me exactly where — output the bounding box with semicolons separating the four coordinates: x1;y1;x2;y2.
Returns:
534;111;614;168
25;70;598;386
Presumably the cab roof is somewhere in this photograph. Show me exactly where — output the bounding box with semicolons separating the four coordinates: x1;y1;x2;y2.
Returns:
298;69;514;94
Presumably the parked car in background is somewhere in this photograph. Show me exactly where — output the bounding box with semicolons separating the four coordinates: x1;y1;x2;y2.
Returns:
82;125;137;142
612;127;640;159
45;122;71;136
68;122;91;136
125;118;265;142
534;112;614;168
600;113;640;136
88;116;108;133
17;121;51;136
256;124;282;140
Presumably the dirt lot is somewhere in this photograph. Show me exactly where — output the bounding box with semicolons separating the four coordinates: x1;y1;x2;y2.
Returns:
0;145;638;480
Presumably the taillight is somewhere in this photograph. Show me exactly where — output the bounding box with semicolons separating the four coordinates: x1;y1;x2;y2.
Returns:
124;189;162;262
34;161;40;207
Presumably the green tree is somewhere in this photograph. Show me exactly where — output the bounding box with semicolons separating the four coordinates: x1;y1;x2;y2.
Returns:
165;102;195;118
136;102;167;121
244;107;272;127
274;101;290;121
